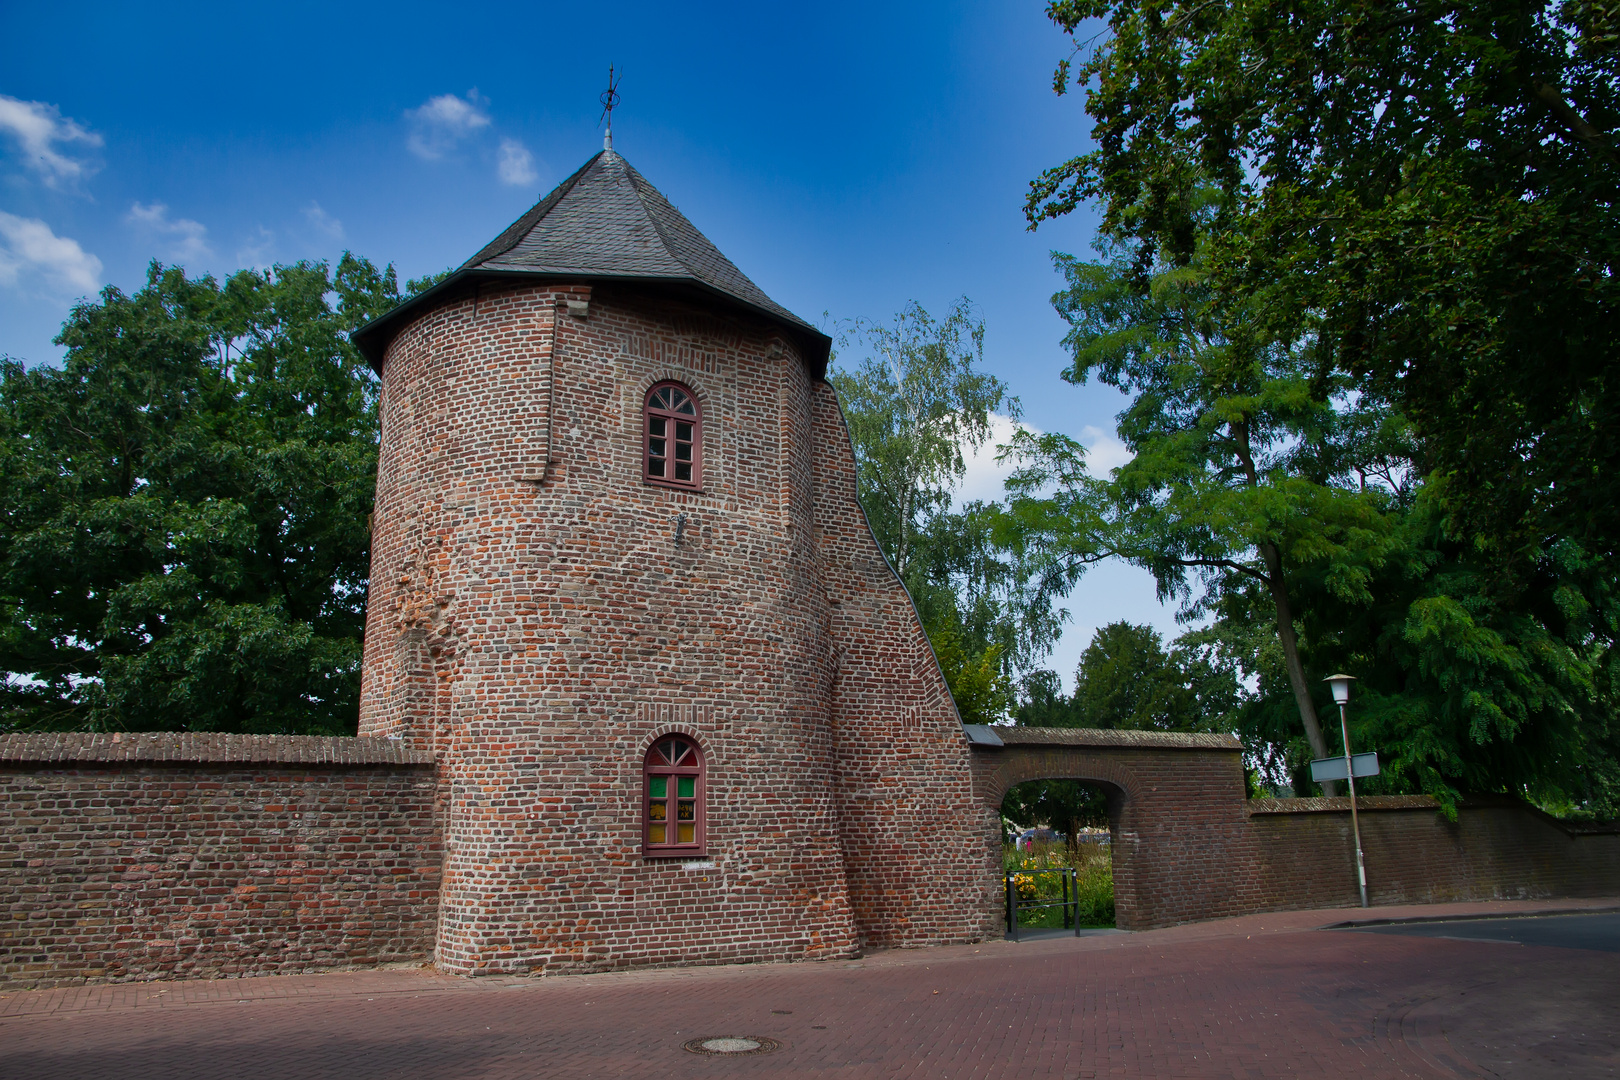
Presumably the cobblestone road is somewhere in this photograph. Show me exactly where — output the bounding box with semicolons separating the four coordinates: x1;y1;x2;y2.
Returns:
3;898;1616;1079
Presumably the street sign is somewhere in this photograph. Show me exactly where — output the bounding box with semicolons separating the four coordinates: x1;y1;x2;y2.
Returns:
1310;752;1380;783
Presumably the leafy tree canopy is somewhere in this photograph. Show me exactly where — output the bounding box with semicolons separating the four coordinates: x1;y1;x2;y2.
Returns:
1015;0;1620;817
1030;0;1620;595
0;255;410;733
831;299;1038;724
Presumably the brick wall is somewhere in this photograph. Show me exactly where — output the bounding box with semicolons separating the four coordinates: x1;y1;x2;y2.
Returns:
1249;796;1620;910
0;733;440;989
358;280;992;969
973;728;1265;930
362;284;859;973
812;382;996;948
972;730;1620;930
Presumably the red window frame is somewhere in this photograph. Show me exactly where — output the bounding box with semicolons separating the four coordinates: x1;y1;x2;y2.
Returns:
643;734;706;857
643;381;702;490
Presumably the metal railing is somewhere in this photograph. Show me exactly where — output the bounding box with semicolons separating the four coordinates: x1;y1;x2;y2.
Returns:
1004;866;1083;940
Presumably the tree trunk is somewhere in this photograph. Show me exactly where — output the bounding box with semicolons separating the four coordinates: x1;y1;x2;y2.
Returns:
1232;417;1335;795
1259;540;1336;795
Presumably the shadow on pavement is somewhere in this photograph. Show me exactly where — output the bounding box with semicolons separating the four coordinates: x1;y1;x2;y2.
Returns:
1347;911;1620;952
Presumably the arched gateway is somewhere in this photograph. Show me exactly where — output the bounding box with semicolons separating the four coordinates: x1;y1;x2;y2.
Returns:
966;725;1258;931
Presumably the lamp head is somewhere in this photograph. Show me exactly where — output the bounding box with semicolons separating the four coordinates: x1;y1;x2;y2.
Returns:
1325;673;1355;705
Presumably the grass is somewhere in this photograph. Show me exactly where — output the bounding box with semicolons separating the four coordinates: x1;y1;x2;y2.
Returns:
1003;840;1115;929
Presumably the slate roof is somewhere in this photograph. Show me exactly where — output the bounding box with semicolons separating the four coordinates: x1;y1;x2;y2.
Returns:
352;149;830;374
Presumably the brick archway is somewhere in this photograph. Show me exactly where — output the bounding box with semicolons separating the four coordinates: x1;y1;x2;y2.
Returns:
967;727;1257;931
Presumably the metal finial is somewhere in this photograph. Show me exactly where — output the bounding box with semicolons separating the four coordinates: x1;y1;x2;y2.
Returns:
599;66;622;151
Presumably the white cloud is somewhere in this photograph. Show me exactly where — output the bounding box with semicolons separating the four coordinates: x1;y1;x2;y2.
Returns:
0;95;103;188
950;416;1134;510
127;202;211;263
236;225;275;269
497;137;538;186
1078;424;1133;474
303;201;344;240
952;413;1027;507
0;211;102;294
405;90;491;160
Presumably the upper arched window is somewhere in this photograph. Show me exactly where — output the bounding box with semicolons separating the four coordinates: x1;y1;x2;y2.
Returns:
644;382;702;489
643;734;705;857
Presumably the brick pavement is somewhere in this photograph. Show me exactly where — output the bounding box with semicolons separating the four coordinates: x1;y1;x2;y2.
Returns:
1;898;1615;1079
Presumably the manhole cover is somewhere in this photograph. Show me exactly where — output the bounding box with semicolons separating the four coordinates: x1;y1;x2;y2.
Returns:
683;1036;783;1056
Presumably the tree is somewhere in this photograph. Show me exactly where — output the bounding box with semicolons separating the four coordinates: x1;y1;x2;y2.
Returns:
0;255;409;733
1017;621;1238;733
831;299;1035;722
1030;0;1620;602
1072;621;1236;732
1003;248;1405;787
833;299;1018;578
1023;0;1620;813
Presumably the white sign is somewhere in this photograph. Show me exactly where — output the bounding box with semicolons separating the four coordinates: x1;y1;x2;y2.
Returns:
1310;752;1380;782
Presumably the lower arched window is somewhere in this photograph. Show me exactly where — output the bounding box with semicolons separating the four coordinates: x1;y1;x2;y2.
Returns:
644;734;705;856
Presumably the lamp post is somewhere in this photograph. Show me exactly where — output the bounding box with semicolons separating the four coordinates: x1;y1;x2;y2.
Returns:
1325;674;1368;908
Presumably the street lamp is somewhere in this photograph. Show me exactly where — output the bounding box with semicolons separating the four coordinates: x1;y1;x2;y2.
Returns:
1325;674;1368;908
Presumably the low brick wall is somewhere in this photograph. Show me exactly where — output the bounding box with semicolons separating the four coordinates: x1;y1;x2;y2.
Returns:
1249;795;1620;909
972;730;1620;931
0;733;441;989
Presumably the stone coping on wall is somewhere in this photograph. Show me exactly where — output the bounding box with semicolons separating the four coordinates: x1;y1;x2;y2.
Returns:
1248;795;1439;814
983;726;1243;751
0;731;435;767
1247;794;1620;836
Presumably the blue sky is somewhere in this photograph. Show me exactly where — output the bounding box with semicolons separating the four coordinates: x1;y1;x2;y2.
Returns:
0;0;1179;687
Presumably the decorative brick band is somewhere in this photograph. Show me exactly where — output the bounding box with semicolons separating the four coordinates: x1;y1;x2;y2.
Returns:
988;727;1243;751
0;732;435;767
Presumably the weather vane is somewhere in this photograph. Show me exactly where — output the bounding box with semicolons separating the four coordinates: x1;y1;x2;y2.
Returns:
599;66;622;151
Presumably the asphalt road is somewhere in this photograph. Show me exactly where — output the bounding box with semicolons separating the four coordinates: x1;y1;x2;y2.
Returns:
1352;911;1620;953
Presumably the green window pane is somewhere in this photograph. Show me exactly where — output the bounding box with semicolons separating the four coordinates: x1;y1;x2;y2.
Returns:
649;776;667;798
677;776;695;798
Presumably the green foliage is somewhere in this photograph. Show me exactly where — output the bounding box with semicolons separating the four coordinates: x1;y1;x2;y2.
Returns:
831;299;1036;723
1002;777;1110;837
1018;621;1239;733
1021;0;1619;817
928;620;1013;727
832;299;1017;576
1032;0;1620;600
1003;248;1406;770
0;255;401;733
1003;843;1115;929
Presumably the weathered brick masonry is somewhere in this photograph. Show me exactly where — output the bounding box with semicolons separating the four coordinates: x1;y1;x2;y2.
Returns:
0;733;439;989
971;727;1620;930
3;145;1610;990
357;280;987;970
350;147;988;972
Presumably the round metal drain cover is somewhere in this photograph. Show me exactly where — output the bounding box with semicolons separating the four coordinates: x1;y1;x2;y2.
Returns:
683;1036;782;1056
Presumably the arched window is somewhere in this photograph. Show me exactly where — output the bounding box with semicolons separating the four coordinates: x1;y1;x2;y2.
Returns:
643;734;705;856
644;382;702;489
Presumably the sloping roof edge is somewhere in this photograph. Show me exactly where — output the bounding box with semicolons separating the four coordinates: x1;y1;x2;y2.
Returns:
350;268;832;379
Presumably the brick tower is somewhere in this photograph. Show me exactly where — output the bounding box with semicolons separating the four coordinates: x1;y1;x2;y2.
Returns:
352;147;993;974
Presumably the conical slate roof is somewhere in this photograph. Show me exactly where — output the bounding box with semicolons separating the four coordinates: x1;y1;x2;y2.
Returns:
353;149;830;374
